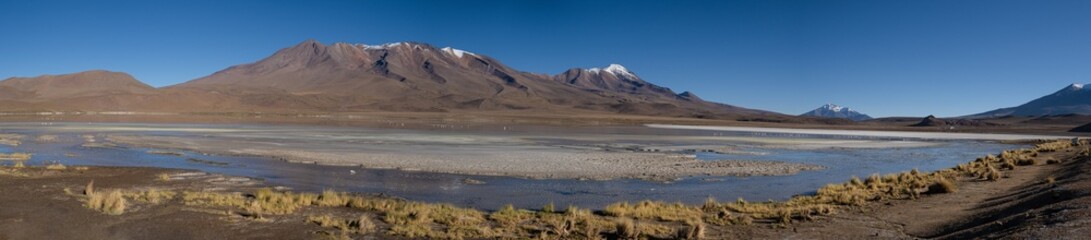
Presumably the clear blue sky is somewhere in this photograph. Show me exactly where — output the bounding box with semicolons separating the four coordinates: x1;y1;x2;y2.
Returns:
2;0;1090;117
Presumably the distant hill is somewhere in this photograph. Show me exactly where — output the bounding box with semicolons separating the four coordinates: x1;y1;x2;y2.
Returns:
799;104;872;121
967;83;1091;118
911;115;1003;127
0;70;155;101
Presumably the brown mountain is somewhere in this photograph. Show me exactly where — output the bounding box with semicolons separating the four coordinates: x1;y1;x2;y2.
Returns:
171;40;775;117
0;70;155;101
0;40;781;119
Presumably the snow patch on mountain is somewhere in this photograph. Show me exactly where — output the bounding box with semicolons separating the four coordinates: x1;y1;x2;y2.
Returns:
441;47;474;58
800;104;872;121
587;64;638;78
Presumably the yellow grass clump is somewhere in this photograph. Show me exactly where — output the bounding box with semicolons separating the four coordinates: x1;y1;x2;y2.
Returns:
307;214;377;235
126;188;177;204
45;163;67;170
86;190;127;215
927;176;957;193
604;200;702;222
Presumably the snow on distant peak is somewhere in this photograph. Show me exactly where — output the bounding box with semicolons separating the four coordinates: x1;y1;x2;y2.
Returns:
358;42;406;50
821;104;845;112
441;47;474;58
1072;83;1085;89
587;64;637;78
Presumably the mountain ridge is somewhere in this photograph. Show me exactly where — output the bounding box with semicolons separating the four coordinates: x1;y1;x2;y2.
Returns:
0;39;780;120
966;83;1091;118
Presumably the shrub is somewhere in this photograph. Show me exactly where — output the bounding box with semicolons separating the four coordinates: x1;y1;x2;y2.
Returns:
85;180;95;195
127;188;176;204
927;177;957;194
45;163;66;170
317;189;349;207
675;220;705;240
986;166;1001;181
87;190;127;215
615;219;639;240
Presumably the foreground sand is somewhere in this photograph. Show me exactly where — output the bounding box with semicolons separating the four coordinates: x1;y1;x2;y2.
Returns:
1;141;1088;239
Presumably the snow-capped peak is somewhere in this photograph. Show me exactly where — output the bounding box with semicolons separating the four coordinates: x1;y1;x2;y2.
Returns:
801;103;872;121
1071;83;1085;89
821;103;845;112
441;47;474;58
587;64;637;78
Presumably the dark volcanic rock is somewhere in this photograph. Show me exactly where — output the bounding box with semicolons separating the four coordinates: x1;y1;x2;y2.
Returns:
912;115;1003;127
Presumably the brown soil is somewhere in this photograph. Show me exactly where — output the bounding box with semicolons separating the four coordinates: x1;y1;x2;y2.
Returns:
0;168;321;240
716;145;1091;239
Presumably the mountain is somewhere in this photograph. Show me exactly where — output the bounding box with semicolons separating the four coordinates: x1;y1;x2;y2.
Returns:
171;40;776;118
967;83;1091;118
799;104;872;121
0;70;155;101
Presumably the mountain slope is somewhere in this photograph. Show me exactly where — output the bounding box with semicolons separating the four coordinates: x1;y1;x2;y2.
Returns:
967;83;1091;118
799;104;872;121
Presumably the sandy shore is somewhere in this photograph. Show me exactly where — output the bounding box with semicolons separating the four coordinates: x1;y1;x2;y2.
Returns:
108;135;824;181
648;124;1074;141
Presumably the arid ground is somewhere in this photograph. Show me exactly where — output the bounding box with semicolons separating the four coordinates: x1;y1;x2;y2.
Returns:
1;122;1088;239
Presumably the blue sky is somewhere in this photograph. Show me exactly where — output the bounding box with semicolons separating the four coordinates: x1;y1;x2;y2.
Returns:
1;0;1090;117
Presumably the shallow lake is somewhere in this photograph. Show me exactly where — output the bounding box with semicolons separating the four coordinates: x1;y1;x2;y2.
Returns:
0;122;1024;210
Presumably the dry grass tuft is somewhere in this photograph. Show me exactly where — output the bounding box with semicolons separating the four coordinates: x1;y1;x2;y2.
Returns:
316;189;349;207
675;220;706;240
605;200;702;222
928;176;957;194
126;188;177;204
986;166;1002;181
307;214;376;235
615;218;639;240
45;163;67;170
85;180;95;195
87;190;127;215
